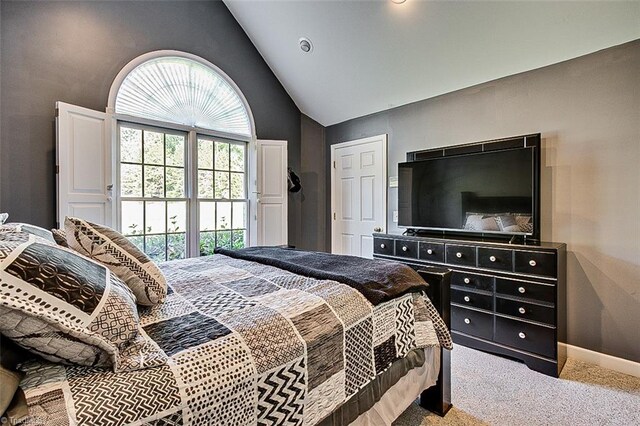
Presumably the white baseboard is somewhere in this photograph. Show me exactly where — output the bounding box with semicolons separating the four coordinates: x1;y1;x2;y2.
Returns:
560;343;640;378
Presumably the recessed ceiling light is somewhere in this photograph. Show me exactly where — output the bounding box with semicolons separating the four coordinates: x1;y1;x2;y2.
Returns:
299;37;313;53
391;0;407;4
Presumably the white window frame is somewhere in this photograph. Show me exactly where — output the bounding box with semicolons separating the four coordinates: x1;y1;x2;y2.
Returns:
107;50;258;255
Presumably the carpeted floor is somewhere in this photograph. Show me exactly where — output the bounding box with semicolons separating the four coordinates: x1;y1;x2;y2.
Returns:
394;345;640;426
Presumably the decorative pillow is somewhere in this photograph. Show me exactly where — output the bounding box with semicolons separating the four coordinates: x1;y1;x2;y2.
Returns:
51;228;68;247
0;213;7;224
516;215;533;233
0;227;167;372
463;213;500;231
64;217;167;306
496;215;520;232
5;223;56;244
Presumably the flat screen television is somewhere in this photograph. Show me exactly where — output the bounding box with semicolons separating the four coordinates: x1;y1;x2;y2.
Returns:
398;146;539;240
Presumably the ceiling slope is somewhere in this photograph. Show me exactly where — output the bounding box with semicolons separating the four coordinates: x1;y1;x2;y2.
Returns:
225;1;640;126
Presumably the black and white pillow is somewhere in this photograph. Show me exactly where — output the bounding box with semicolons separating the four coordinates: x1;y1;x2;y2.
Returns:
51;228;68;247
65;217;167;306
496;215;520;232
0;226;166;371
464;213;500;231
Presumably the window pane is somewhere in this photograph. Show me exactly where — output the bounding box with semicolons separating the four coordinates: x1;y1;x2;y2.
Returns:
217;230;232;249
232;201;246;229
122;201;144;235
167;233;186;260
167;201;186;233
166;167;184;198
199;231;216;256
165;134;185;167
230;172;244;199
145;234;166;262
214;171;229;199
215;141;230;170
144;131;164;165
144;166;165;197
199;202;216;231
120;127;142;163
145;201;166;234
127;235;145;252
198;170;214;198
217;202;231;230
230;144;244;172
232;230;246;249
121;164;142;197
198;139;214;169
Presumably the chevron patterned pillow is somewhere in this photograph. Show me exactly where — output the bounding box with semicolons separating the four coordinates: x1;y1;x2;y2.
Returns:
64;217;167;306
0;226;166;371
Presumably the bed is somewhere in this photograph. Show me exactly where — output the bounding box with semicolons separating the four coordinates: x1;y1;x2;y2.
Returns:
4;232;452;425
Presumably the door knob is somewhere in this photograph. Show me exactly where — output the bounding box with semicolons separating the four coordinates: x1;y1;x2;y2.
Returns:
373;227;382;232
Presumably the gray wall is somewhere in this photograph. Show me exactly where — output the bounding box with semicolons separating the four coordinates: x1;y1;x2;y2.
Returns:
325;40;640;362
299;114;326;251
0;0;303;247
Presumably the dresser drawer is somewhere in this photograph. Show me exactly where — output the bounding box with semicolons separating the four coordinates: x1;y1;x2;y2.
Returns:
452;306;493;340
514;251;557;277
446;244;476;267
373;238;394;256
478;247;513;271
495;317;556;358
496;298;555;325
452;289;493;311
419;242;445;263
451;271;494;292
495;278;554;303
394;240;418;259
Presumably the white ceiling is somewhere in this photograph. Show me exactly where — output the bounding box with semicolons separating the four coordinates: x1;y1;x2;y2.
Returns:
225;1;640;127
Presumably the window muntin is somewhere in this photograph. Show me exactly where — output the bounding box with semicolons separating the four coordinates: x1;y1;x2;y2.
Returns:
197;137;247;255
114;56;251;137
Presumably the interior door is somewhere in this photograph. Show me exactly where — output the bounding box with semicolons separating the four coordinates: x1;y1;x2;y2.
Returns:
56;101;113;228
331;135;387;258
257;140;288;246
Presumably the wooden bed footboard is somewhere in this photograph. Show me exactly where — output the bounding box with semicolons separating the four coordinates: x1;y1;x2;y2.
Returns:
417;268;452;417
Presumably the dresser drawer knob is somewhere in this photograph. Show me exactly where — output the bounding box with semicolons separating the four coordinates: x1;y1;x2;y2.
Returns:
402;246;408;252
463;296;471;302
464;318;471;324
380;243;386;249
489;255;496;262
518;307;526;314
518;332;526;339
518;286;526;294
427;249;433;255
456;252;463;258
464;277;471;284
529;259;537;267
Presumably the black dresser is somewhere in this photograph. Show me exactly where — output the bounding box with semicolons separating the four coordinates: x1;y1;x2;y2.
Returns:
373;233;567;377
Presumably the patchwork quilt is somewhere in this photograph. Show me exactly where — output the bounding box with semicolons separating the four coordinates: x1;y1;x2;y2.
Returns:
18;254;452;426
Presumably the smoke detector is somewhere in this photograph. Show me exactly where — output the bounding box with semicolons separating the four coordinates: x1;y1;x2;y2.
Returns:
299;37;313;53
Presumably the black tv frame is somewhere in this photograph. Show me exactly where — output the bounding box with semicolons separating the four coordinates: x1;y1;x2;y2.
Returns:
403;133;541;242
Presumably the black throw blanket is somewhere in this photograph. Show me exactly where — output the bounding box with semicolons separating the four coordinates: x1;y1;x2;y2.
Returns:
214;247;429;305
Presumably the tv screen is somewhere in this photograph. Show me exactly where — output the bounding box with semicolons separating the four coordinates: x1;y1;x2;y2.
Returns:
398;147;536;235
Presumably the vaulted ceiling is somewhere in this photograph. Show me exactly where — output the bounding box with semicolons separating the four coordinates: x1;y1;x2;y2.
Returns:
225;0;640;126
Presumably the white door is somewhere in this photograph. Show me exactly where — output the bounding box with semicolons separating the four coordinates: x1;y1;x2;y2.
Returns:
331;135;387;258
257;140;288;246
56;102;114;228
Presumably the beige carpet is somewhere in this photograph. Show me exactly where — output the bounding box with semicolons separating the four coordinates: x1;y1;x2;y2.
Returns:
394;346;640;426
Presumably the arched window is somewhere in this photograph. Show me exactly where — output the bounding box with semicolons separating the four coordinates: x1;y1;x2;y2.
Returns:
109;51;255;261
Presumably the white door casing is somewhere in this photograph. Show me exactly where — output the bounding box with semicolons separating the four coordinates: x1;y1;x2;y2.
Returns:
56;102;114;228
331;134;387;258
257;140;288;246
